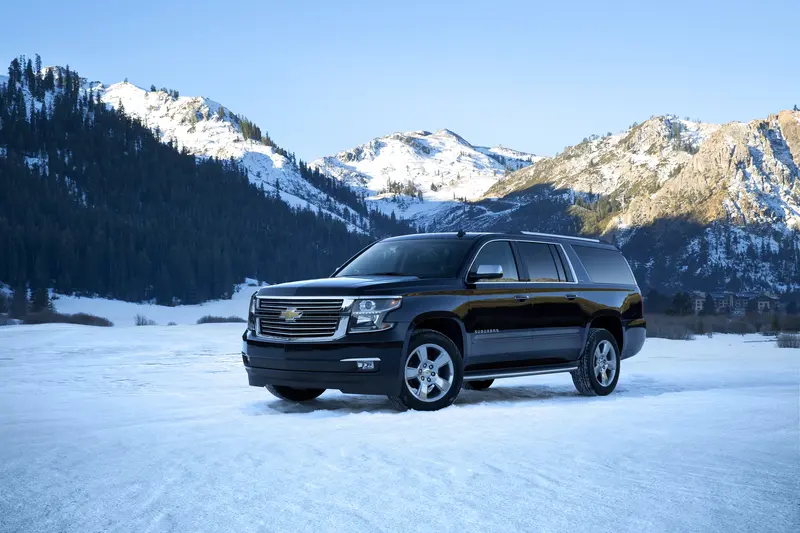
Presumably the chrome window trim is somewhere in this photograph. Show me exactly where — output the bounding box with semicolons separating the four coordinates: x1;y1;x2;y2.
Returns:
465;238;579;286
520;231;600;243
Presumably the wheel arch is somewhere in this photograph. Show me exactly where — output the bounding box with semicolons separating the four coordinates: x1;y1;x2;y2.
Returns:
407;312;468;360
587;313;624;352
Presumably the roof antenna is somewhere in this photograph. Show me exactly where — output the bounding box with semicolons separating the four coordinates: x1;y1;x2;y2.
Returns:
456;229;466;238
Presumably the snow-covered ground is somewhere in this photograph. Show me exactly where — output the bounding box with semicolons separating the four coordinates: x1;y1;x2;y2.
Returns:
50;282;262;326
0;329;797;533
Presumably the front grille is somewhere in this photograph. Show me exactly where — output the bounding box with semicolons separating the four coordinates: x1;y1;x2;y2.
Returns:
256;298;344;339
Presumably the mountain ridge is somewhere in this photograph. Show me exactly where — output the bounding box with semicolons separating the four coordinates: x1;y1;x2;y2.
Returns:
311;128;544;225
3;55;797;295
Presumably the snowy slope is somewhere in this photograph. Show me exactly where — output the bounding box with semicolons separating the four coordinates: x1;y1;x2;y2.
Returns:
478;113;799;232
96;81;366;231
0;329;797;532
311;129;543;225
51;280;266;326
428;113;800;291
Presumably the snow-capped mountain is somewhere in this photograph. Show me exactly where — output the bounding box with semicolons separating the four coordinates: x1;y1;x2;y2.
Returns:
454;113;799;233
97;81;369;231
432;113;800;291
311;129;543;225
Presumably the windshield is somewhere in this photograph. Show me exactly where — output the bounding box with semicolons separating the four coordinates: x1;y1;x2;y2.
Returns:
335;239;474;279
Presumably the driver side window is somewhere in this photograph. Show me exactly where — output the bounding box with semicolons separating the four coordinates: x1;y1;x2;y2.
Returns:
470;241;519;282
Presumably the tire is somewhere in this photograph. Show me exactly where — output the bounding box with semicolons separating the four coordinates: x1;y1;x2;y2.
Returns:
464;379;494;391
388;329;464;411
571;328;621;396
266;384;325;402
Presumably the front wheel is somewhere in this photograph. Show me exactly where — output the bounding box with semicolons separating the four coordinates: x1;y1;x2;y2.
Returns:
571;328;620;396
388;329;463;411
266;384;325;402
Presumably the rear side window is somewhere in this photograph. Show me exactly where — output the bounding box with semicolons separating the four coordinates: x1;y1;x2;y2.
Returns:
516;242;560;282
573;245;636;285
470;241;519;282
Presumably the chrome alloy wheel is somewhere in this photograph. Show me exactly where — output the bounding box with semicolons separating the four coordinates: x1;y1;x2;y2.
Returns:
593;339;617;387
404;343;454;402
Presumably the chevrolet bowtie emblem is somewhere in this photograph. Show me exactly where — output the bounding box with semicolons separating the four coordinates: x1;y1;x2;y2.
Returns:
279;308;303;321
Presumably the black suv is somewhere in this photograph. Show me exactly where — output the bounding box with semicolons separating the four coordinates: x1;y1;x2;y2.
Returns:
242;232;646;411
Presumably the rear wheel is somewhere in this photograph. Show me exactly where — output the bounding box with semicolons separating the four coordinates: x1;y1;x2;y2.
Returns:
571;328;620;396
266;384;325;402
464;379;494;391
389;329;463;411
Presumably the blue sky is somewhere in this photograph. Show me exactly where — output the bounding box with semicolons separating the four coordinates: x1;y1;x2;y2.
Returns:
2;0;798;160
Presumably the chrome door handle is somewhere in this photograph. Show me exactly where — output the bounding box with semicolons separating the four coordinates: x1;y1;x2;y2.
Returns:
565;293;577;300
514;295;530;301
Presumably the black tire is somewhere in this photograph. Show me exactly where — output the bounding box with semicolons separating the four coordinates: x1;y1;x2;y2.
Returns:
388;329;464;411
571;328;620;396
464;379;494;391
266;384;325;402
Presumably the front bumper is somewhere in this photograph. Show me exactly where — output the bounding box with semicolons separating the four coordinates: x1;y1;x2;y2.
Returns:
241;322;409;395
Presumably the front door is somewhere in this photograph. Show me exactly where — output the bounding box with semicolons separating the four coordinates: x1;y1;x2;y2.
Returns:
463;240;531;367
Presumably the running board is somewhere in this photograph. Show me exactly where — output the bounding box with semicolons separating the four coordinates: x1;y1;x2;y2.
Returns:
463;364;578;381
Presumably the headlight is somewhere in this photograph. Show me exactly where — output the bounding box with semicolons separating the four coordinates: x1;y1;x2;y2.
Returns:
348;297;402;333
247;293;257;331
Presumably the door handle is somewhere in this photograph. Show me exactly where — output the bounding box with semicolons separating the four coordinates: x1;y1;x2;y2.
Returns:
514;295;530;301
565;293;578;300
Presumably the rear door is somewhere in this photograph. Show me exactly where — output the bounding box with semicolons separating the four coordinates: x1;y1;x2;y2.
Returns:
512;240;585;363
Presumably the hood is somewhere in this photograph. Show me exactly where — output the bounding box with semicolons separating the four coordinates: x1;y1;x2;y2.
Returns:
256;275;459;297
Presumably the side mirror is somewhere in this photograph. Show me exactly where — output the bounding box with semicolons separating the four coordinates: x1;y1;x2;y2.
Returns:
469;264;504;282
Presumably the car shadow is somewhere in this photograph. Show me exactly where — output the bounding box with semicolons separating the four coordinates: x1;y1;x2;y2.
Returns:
241;374;764;417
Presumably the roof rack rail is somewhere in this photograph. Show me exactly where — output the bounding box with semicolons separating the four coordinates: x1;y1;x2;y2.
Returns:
518;231;601;243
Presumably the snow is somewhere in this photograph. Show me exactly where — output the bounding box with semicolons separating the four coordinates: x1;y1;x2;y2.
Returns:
96;82;366;232
311;129;542;226
51;281;265;326
0;330;797;533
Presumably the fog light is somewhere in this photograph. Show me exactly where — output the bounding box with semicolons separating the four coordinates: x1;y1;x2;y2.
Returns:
356;361;375;371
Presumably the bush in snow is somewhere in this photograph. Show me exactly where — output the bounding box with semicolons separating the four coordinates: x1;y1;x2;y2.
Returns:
645;316;695;340
135;314;157;326
196;315;246;324
24;311;113;327
0;315;16;326
167;322;177;326
776;333;800;349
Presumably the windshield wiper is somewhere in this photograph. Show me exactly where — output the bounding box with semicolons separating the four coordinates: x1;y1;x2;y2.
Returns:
369;272;414;276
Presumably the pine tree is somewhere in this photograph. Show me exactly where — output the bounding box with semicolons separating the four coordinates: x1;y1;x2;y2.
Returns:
30;287;49;313
701;293;716;315
10;286;28;318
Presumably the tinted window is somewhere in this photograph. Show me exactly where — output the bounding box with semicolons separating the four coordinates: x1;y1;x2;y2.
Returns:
469;241;519;282
517;242;560;282
573;245;636;285
336;239;473;279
